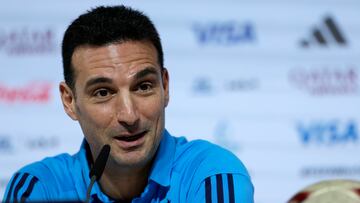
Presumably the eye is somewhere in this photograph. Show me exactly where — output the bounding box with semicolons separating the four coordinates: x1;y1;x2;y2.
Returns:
137;82;153;92
93;89;111;98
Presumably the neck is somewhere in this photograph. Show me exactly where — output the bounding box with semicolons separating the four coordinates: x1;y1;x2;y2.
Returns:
98;160;152;201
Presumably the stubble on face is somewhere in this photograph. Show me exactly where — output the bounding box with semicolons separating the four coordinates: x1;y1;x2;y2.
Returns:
69;41;169;170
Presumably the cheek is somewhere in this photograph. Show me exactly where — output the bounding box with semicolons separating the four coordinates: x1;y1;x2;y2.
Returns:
137;97;164;119
78;102;115;128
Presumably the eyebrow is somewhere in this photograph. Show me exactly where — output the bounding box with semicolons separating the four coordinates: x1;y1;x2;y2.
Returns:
84;67;159;88
85;77;113;88
135;67;159;80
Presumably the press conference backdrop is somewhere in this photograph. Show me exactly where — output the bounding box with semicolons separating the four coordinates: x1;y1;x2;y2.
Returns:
1;0;359;202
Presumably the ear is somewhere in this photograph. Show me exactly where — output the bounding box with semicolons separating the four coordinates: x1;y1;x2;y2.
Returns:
59;81;78;120
162;68;170;107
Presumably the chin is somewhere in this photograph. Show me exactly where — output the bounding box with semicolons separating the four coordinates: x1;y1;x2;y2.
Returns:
112;150;153;168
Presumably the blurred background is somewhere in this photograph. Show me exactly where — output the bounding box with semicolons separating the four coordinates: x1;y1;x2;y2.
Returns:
0;0;359;202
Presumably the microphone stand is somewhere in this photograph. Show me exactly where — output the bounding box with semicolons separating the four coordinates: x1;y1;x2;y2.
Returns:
85;145;111;203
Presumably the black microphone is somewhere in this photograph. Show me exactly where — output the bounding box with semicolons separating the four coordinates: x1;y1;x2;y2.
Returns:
85;144;111;203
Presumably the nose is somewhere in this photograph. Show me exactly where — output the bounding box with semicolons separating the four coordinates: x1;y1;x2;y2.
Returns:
115;92;140;131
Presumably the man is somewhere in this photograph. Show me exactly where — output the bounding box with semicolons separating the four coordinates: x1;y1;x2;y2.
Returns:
3;5;254;202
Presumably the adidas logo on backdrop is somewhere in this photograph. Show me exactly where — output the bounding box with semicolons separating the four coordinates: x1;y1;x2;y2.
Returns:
300;15;348;48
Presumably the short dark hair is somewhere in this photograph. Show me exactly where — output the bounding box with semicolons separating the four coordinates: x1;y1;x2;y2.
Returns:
61;5;164;90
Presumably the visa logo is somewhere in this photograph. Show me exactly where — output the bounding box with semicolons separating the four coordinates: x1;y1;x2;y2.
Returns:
192;21;256;45
297;121;358;145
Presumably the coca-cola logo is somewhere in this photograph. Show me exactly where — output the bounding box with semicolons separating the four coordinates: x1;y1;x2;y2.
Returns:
0;82;52;103
0;27;55;55
289;66;358;95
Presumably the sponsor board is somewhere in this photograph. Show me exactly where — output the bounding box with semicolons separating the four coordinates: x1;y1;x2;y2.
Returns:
300;165;360;178
213;120;242;153
0;178;9;195
300;15;348;48
192;21;256;46
289;66;358;95
192;77;259;95
0;27;56;55
0;134;60;156
0;81;52;104
25;136;59;150
297;120;358;146
0;135;13;153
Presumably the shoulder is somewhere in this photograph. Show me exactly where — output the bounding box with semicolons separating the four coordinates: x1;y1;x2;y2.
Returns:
170;138;254;202
3;153;77;201
174;139;250;177
21;153;74;184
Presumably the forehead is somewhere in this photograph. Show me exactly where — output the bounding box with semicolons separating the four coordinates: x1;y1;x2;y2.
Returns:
71;40;160;77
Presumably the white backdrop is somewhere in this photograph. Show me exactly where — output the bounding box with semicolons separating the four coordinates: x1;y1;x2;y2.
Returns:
1;1;359;202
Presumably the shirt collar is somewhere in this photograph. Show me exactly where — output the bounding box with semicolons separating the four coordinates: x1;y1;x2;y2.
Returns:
77;129;176;200
148;129;176;187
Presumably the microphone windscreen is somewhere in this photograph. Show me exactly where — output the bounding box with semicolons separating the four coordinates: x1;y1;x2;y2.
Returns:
89;144;111;180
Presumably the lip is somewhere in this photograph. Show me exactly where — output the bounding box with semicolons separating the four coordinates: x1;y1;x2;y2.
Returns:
113;131;147;149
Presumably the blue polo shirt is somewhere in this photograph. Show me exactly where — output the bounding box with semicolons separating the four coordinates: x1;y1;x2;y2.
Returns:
3;130;254;202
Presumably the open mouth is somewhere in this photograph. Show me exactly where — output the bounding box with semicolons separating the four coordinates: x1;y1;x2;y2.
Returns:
114;131;147;142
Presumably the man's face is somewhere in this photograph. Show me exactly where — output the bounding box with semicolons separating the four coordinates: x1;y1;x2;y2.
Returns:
60;41;169;168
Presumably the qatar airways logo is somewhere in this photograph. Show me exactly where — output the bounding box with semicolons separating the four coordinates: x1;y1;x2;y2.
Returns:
0;82;52;103
0;27;55;55
289;66;358;95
